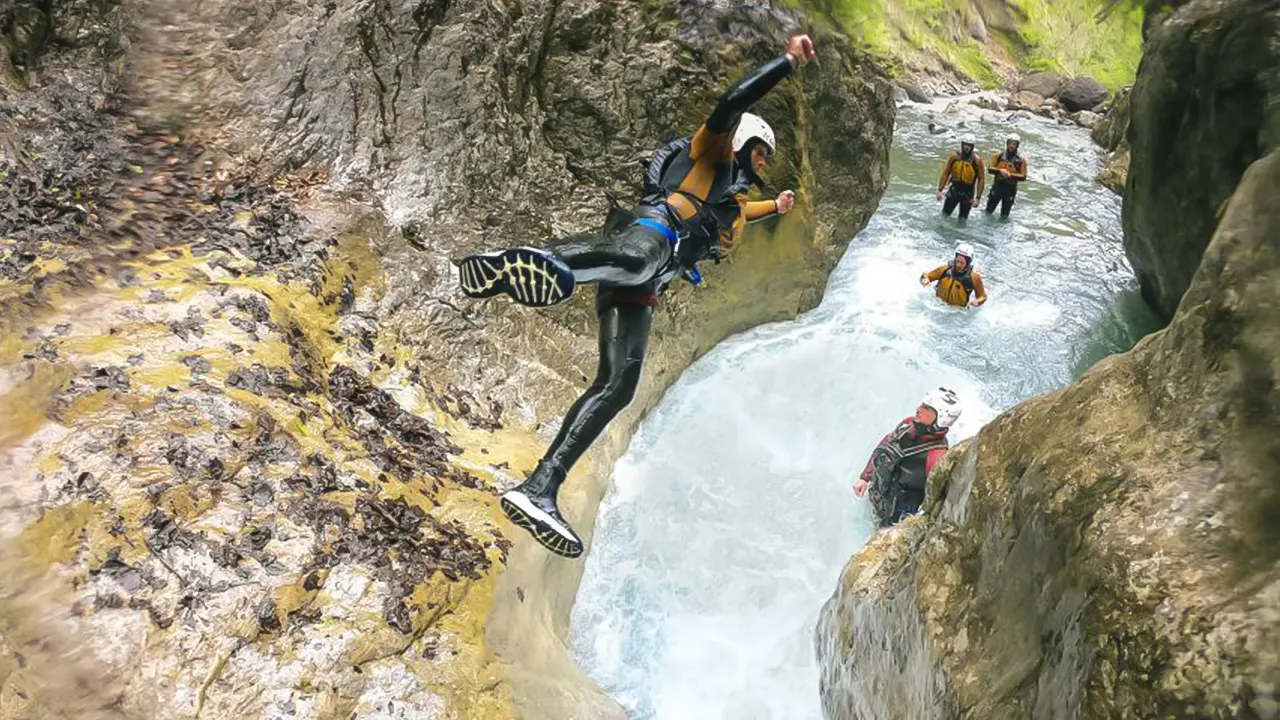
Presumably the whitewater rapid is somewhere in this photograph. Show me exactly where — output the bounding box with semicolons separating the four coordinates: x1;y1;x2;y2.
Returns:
569;97;1157;720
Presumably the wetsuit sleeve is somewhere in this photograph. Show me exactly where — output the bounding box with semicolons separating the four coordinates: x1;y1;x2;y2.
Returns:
938;157;954;191
972;270;987;304
925;265;948;282
718;192;751;254
745;199;779;222
692;55;795;160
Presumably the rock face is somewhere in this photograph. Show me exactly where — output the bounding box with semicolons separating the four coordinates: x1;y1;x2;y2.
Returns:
816;1;1280;716
1091;88;1131;152
1059;75;1110;110
1017;70;1064;97
0;1;895;718
817;148;1280;720
1097;147;1130;195
1122;0;1280;321
1072;110;1100;128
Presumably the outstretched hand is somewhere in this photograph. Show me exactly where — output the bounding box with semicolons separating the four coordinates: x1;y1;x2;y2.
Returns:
853;478;869;497
786;35;817;66
776;190;796;214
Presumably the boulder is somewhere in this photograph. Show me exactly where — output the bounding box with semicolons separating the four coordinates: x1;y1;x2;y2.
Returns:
1075;110;1101;128
972;93;1002;110
1059;75;1110;111
901;81;934;103
1017;70;1064;98
1012;90;1045;110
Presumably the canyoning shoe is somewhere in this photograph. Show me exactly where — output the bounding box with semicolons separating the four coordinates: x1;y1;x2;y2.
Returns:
457;247;576;308
500;484;584;558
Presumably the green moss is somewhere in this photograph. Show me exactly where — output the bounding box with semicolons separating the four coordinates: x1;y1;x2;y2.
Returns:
789;0;1142;89
1007;0;1144;88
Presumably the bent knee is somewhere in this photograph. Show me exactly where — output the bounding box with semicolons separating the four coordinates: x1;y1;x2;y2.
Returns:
600;367;643;407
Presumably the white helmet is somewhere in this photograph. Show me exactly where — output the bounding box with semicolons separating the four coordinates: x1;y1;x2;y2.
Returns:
1007;132;1021;143
954;242;975;261
960;134;976;146
921;387;963;429
733;113;775;153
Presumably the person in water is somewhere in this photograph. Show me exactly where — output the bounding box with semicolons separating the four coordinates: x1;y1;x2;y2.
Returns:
853;388;963;527
920;242;987;308
935;135;985;220
986;132;1028;218
455;34;818;558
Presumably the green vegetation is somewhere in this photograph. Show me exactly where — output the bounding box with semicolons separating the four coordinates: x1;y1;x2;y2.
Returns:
1009;0;1144;88
793;0;1143;90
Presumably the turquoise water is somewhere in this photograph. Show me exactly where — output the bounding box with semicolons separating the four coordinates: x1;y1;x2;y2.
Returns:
569;100;1159;720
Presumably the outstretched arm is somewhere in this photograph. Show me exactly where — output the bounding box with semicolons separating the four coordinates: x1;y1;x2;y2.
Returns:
920;264;947;286
745;190;796;222
691;35;815;159
745;199;779;222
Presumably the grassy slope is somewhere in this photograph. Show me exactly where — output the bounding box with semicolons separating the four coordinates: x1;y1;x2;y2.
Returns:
795;0;1144;89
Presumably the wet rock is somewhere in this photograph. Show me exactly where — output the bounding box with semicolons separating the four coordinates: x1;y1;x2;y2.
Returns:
971;94;1002;110
1123;0;1279;321
1097;148;1130;195
0;1;896;718
1017;70;1064;98
1011;90;1045;111
818;134;1280;720
1059;75;1109;111
1074;110;1101;128
1092;88;1131;152
900;82;934;104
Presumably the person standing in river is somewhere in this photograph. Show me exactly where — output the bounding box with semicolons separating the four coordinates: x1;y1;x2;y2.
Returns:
854;389;963;527
454;34;817;558
920;242;987;308
935;136;985;220
986;132;1028;218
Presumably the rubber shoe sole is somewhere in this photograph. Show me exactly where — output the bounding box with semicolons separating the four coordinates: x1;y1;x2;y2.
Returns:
458;247;575;308
500;489;584;558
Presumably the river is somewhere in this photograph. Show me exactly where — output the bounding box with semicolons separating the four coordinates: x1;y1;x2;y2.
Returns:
568;97;1159;719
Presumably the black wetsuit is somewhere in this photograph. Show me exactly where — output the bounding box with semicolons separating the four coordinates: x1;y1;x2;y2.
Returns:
521;54;797;502
986;150;1027;218
940;152;983;220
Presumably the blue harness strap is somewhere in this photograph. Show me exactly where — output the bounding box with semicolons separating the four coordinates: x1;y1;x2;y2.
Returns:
632;218;702;286
633;217;677;244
